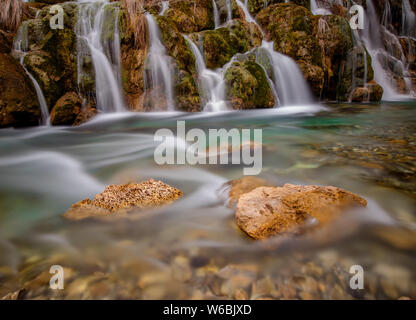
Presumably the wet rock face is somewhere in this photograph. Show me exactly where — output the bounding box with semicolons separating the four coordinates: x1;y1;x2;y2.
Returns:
63;179;183;221
0;52;41;128
235;184;367;239
154;15;201;112
350;81;384;102
17;3;85;122
194;19;262;69
50;91;96;126
225;58;275;109
256;3;325;96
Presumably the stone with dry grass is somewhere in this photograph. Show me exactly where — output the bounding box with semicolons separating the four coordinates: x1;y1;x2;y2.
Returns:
63;178;183;221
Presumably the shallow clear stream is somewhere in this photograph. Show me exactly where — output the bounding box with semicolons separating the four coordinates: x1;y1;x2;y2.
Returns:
0;103;416;299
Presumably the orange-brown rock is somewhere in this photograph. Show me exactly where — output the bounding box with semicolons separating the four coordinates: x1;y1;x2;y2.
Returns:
226;176;270;208
63;179;183;221
235;184;367;239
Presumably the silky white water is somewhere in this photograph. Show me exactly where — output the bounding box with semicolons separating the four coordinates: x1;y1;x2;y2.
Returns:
310;0;332;15
184;36;228;111
311;0;415;100
402;0;416;38
358;0;413;100
160;1;169;16
76;0;125;112
226;0;232;23
144;14;176;111
236;0;314;106
213;0;220;28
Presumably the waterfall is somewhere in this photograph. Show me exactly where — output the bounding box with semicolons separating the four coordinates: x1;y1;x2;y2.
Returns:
213;0;220;28
13;21;50;126
160;1;169;16
257;43;313;105
184;36;227;111
310;0;332;15
144;14;176;111
76;0;125;113
226;0;232;23
358;0;413;100
402;0;416;38
236;0;313;106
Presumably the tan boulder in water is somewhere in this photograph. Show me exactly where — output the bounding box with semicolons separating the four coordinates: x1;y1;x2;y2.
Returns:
235;184;367;239
63;179;183;221
225;176;270;208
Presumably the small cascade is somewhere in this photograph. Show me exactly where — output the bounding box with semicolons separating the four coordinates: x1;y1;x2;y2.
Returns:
358;0;414;99
226;0;232;23
257;42;314;105
402;0;416;38
236;0;313;106
349;30;369;102
76;0;125;113
144;14;176;111
310;0;332;15
160;1;169;16
184;36;227;111
13;21;50;125
213;0;220;28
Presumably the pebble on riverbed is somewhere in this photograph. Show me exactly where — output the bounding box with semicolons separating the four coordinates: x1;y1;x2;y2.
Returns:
63;179;183;221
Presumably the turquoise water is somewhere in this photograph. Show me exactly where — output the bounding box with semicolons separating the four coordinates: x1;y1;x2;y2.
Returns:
0;103;415;299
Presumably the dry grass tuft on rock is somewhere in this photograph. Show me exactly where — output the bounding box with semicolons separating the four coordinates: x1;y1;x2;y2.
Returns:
0;0;23;32
63;178;183;221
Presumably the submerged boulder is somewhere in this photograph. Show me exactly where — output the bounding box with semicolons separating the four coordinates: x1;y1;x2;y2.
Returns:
235;184;367;239
63;179;183;221
224;57;275;109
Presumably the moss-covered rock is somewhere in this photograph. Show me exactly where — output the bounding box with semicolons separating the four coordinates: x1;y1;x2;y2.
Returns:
215;0;242;24
247;0;310;16
336;45;374;101
50;91;89;126
195;19;262;69
350;81;383;102
316;14;372;101
224;57;275;109
119;8;147;111
19;3;79;111
155;15;200;111
0;52;41;127
164;0;215;33
256;3;324;96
